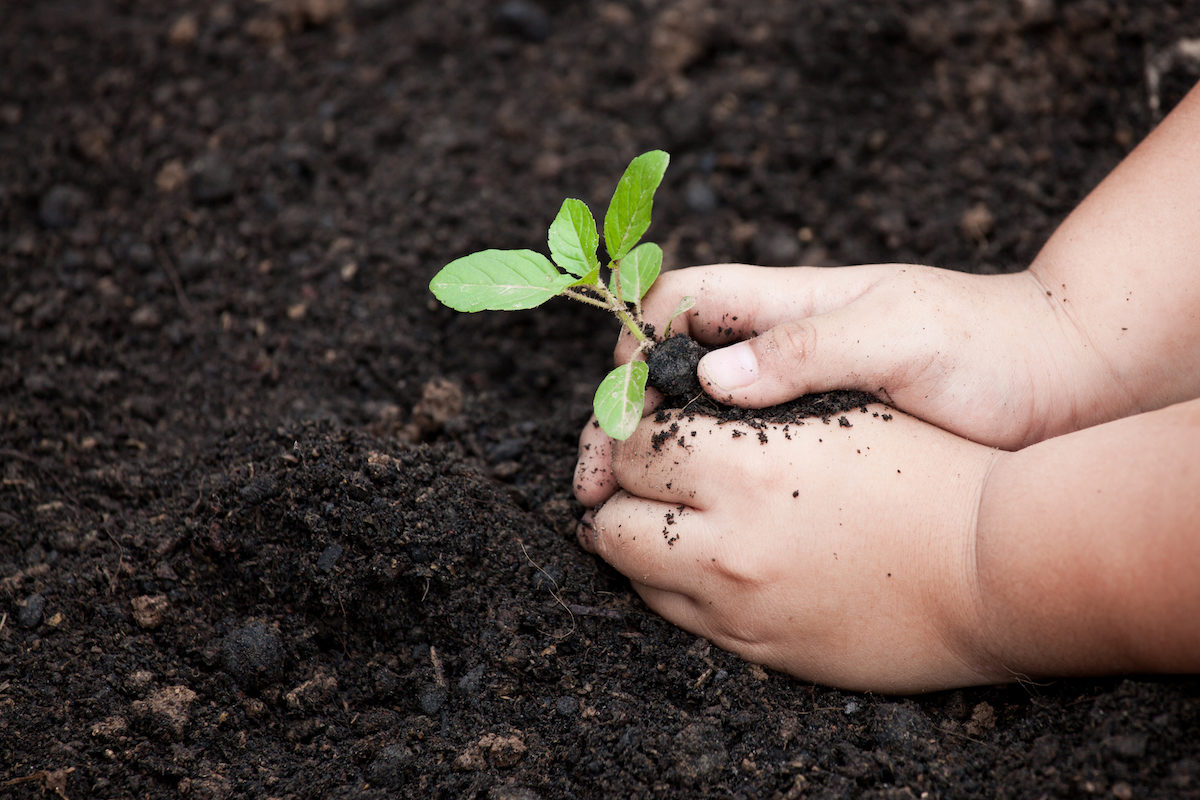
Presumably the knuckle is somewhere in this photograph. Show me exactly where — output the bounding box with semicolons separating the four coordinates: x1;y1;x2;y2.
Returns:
643;269;681;307
768;319;817;365
710;547;769;589
651;269;683;294
608;437;642;482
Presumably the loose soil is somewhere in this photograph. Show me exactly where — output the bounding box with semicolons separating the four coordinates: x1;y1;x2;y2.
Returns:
3;1;1200;798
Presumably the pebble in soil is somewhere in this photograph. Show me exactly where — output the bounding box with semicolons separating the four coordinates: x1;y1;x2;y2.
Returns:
221;621;286;689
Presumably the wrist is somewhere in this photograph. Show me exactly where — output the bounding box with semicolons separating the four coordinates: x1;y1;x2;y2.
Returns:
1008;268;1143;442
932;447;1018;687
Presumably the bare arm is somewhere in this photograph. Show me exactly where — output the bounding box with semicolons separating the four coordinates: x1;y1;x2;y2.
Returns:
971;85;1200;677
975;397;1200;679
1028;80;1200;430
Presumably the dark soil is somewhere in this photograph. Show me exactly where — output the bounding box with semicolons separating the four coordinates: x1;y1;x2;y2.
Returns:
647;334;710;398
3;1;1200;798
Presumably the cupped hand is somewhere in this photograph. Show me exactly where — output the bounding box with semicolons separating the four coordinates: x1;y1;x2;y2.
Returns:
654;264;1116;444
576;262;1112;508
577;405;1004;693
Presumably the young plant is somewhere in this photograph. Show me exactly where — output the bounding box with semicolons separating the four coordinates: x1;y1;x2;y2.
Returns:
430;150;694;440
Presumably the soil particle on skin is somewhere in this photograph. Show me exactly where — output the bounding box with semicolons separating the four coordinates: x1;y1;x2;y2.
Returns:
4;1;1200;798
654;388;879;441
663;508;680;546
650;420;681;451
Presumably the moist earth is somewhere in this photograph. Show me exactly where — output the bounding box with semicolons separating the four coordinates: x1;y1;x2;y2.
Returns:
3;1;1200;798
647;333;710;398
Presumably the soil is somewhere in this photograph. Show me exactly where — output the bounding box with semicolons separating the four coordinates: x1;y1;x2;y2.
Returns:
647;334;709;398
3;1;1200;798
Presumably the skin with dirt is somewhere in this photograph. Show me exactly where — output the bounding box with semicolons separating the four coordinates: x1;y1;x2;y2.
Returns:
3;2;1200;798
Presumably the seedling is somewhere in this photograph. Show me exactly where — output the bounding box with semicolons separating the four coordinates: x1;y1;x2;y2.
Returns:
430;150;694;440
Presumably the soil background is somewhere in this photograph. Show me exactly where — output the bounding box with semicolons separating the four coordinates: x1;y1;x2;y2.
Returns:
3;1;1200;798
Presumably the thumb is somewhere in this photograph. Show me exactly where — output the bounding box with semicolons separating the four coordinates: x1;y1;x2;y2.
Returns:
696;315;889;408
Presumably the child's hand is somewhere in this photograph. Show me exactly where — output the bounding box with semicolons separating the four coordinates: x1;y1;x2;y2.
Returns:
628;263;1110;449
576;405;1003;693
572;84;1200;691
575;261;1107;508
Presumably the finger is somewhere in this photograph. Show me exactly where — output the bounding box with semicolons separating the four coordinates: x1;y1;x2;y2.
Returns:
610;407;798;507
642;385;665;416
609;410;724;507
574;379;672;508
589;491;711;594
576;509;599;553
574;416;617;507
696;286;928;408
615;263;893;364
630;582;707;636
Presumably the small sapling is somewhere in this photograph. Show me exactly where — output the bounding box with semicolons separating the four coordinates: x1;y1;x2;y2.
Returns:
430;150;694;440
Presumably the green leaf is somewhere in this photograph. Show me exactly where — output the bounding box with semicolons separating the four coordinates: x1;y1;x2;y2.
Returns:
548;199;600;278
430;249;575;311
594;361;648;440
664;294;696;337
570;264;601;289
603;150;670;262
609;242;662;303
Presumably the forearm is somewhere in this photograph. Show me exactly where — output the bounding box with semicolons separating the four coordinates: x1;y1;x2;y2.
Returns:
974;398;1200;679
1028;80;1200;420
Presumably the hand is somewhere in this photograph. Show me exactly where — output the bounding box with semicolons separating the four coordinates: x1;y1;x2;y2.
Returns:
576;404;1003;693
571;83;1200;691
646;264;1116;447
575;261;1107;508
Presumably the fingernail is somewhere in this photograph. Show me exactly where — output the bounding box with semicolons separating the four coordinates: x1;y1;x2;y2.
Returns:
699;342;758;391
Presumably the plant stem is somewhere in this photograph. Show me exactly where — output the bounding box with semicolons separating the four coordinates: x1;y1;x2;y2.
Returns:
562;288;614;310
614;306;648;344
561;286;648;344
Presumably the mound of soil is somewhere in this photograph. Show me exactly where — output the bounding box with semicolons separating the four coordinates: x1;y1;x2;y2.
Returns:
3;1;1199;798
